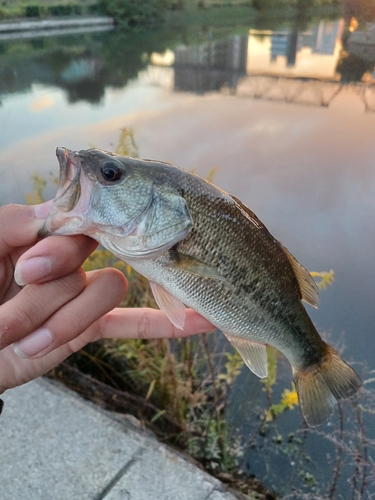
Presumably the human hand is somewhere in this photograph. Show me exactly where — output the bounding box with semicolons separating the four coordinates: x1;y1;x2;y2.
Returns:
0;203;213;396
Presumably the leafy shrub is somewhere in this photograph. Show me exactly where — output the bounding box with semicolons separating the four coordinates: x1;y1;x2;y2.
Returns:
100;0;168;28
48;5;73;16
25;5;42;18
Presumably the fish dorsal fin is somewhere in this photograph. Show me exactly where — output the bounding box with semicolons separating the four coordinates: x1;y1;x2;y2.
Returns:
232;193;319;309
166;251;226;281
224;332;268;378
231;195;266;230
279;243;319;309
149;281;186;330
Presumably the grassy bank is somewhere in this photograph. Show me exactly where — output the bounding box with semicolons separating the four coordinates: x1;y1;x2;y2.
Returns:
0;0;343;24
0;1;101;20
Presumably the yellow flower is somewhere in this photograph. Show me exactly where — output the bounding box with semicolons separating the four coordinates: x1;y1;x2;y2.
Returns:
310;270;334;290
281;388;299;409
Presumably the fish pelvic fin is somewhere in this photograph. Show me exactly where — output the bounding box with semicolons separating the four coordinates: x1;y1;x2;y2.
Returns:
149;281;186;330
294;343;362;427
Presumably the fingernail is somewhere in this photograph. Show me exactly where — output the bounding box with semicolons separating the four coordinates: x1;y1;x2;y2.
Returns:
34;200;53;219
14;328;53;359
14;257;52;286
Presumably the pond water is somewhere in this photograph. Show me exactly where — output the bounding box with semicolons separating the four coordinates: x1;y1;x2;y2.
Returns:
1;3;375;498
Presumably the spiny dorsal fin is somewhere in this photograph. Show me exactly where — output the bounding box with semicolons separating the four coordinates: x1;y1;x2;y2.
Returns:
231;195;266;231
232;194;319;308
279;243;319;309
224;332;268;378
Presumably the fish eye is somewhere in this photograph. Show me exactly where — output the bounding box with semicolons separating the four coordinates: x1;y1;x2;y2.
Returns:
100;161;123;182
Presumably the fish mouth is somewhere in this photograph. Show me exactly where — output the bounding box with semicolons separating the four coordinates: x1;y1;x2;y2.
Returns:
55;147;82;211
39;147;91;237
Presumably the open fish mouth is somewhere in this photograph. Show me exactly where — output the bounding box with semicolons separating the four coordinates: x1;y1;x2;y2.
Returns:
55;147;82;212
39;147;93;237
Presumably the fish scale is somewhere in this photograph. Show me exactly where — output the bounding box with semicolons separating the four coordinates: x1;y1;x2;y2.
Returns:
41;147;362;427
160;171;308;345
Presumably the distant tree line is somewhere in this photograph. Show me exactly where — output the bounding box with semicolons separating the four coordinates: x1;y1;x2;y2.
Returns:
0;2;101;20
100;0;344;27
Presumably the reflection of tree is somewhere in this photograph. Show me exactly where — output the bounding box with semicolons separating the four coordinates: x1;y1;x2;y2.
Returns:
64;78;105;104
338;0;375;84
42;48;76;74
253;0;340;32
99;28;182;89
0;29;178;105
336;49;374;83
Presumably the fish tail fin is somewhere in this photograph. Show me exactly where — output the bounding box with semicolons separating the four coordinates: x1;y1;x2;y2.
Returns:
294;343;362;427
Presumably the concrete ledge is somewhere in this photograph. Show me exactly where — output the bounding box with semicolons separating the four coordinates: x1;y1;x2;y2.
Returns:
0;378;241;500
0;16;114;33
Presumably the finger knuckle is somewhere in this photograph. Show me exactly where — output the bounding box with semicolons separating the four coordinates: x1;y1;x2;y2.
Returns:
57;269;86;297
138;310;151;339
60;309;84;333
10;301;40;336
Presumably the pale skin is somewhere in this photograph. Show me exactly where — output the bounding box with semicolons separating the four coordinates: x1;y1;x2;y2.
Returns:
0;202;214;396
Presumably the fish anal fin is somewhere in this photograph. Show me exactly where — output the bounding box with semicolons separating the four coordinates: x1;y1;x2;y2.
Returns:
167;251;225;282
279;242;319;309
149;282;186;330
294;343;362;427
224;333;268;378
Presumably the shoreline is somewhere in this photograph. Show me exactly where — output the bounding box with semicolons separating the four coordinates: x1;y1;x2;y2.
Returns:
0;16;114;40
0;16;114;33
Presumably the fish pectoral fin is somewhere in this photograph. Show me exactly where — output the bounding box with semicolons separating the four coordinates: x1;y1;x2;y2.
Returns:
279;242;319;309
150;281;186;330
224;333;268;378
166;251;225;281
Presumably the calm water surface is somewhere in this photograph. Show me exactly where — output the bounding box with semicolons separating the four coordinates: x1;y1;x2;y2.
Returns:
1;5;375;497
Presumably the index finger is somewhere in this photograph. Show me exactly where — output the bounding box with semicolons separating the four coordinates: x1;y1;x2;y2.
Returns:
97;308;215;340
0;203;51;258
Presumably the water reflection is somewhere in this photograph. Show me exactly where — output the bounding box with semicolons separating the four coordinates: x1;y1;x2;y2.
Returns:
1;8;375;498
1;15;374;108
247;22;343;78
166;19;375;109
173;36;248;94
0;30;169;105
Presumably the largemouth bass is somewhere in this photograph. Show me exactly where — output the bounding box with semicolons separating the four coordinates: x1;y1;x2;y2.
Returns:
41;147;361;427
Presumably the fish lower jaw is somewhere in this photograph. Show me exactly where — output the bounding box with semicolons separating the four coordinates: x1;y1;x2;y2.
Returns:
45;214;87;236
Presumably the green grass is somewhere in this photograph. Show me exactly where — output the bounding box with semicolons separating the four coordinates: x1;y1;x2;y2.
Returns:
0;0;100;20
7;0;94;6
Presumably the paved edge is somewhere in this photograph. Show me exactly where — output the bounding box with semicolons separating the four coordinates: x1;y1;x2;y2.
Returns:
0;378;243;500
